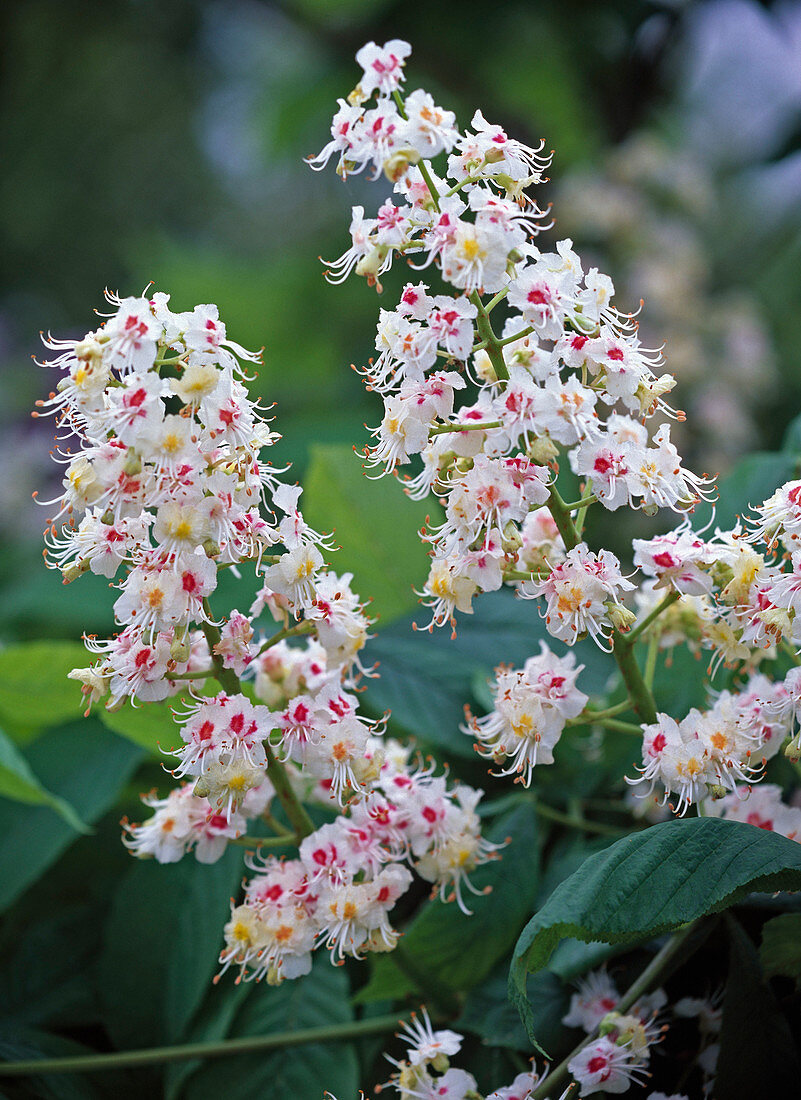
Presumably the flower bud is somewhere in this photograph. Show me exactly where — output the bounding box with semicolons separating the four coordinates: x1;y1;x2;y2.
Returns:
705;783;728;800
383;148;420;183
68;665;110;707
473;348;497;384
170;632;192;662
785;733;801;763
352;750;384;786
123;449;142;476
605;601;636;633
636;373;677;416
74;335;104;364
346;84;367;107
202;538;221;558
501;520;522;554
757;607;792;639
527;435;559;464
264;965;284;986
62;558;91;584
355;246;388;280
193;776;211;799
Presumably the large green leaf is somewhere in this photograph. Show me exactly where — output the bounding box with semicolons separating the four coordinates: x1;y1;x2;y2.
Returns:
716;916;801;1098
0;720;144;912
179;958;358;1100
0;726;87;832
510;818;801;1047
98;848;243;1051
458;966;568;1055
365;588;614;760
358;802;539;1002
0;1024;101;1099
98;697;182;754
0;640;88;735
0;906;100;1030
301;442;436;624
696;451;799;531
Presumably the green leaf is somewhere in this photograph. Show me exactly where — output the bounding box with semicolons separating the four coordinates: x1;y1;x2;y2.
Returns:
179;957;358;1100
358;802;539;1002
98;848;244;1050
0;720;144;912
782;412;801;454
0;906;100;1030
0;1024;101;1099
164;983;251;1100
760;913;801;983
365;589;614;760
0;726;88;832
459;966;568;1055
0;640;88;734
697;452;799;531
716;916;801;1098
510;818;801;1047
98;697;181;754
301;442;436;624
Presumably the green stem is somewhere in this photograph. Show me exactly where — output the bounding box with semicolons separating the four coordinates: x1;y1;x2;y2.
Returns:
497;325;534;346
626;590;681;645
580;700;633;722
575;478;594;537
470;290;508;382
442;171;485;197
592;718;644;737
257;619;316;656
560;495;598;511
201;602;314;840
484;287;509;313
532;923;700;1100
393;943;460;1017
166;668;215;682
392;91;440;212
263;740;314;839
644;633;659;692
533;800;628;837
228;833;296;848
545;486;658;726
781;639;801;666
0;1014;408;1077
612;642;658;726
429;420;502;436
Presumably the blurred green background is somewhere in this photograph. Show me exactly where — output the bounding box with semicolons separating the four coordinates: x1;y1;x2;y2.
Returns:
4;0;801;642
2;5;801;1094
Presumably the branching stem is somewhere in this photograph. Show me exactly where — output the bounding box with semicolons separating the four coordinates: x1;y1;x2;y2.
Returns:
0;1014;408;1077
201;600;314;839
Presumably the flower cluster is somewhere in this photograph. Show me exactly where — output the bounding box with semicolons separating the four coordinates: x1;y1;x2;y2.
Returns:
218;743;500;982
309;38;801;824
627;673;791;814
465;643;588;784
563;970;666;1097
37;290;496;983
328;1007;571;1100
562;967;721;1098
309;37;712;650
